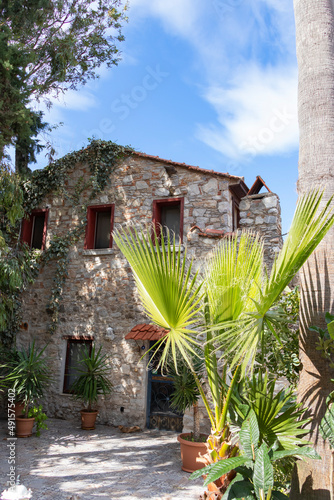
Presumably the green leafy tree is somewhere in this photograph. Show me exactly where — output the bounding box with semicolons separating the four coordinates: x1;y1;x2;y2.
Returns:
0;166;39;344
0;0;128;171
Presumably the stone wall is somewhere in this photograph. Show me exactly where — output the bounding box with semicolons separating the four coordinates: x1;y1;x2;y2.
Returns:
239;192;283;269
16;153;283;432
16;154;239;428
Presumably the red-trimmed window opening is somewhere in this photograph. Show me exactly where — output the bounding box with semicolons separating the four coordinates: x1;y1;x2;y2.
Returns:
84;204;115;249
63;338;93;394
152;198;184;243
21;209;49;250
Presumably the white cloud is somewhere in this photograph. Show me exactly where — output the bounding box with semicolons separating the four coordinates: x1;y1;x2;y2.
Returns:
126;0;297;161
51;89;97;111
197;65;298;159
128;0;202;37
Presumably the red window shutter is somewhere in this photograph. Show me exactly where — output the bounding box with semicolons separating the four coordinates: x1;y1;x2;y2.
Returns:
21;216;33;246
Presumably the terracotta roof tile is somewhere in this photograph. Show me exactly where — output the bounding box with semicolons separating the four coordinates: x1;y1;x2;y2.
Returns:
125;324;168;341
132;152;243;181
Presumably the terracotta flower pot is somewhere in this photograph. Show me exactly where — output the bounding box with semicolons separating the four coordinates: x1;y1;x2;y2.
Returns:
80;409;98;430
15;416;35;438
177;433;208;472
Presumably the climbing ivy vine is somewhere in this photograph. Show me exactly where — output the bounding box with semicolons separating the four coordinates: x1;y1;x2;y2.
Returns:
1;140;133;342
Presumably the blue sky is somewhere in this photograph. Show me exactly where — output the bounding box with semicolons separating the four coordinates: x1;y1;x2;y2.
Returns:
35;0;298;234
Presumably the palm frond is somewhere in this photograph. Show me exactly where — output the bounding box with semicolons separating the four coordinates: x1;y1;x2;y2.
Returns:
204;231;263;324
212;190;334;374
113;225;204;370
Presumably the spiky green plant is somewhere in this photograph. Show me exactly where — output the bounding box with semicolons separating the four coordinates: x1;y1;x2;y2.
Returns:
168;350;204;441
70;345;113;411
230;371;311;450
1;341;50;417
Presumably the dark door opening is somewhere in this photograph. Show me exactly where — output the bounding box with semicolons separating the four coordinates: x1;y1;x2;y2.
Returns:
146;343;183;432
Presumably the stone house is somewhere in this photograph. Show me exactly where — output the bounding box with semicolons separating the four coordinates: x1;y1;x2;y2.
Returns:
17;143;282;431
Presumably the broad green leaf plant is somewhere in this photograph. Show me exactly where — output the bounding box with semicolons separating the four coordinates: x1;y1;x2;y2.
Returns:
190;410;321;500
113;190;334;492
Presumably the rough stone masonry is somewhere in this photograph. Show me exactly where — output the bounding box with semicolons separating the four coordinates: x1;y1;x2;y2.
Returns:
16;150;283;429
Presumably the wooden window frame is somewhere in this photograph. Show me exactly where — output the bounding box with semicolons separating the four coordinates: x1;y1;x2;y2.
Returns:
63;338;93;394
152;197;184;243
21;209;49;250
84;204;115;250
231;197;240;231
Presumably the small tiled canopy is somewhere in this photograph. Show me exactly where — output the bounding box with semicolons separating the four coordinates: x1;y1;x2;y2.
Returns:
125;324;168;341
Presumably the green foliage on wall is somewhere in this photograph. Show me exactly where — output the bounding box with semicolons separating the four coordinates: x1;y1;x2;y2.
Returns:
0;140;133;342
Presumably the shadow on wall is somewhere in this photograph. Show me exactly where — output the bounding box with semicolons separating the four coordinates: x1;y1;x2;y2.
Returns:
291;473;331;500
290;249;334;500
298;252;334;443
299;252;334;439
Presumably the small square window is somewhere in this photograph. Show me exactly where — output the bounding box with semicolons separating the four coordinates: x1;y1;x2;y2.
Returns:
63;339;93;393
84;205;115;249
21;209;48;250
153;198;184;243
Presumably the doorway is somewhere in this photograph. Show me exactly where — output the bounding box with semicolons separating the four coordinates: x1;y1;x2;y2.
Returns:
146;343;183;431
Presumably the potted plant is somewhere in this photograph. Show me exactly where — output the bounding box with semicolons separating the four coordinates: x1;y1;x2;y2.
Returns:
167;354;207;472
0;346;24;416
70;345;113;430
114;189;334;497
1;341;50;437
190;409;321;500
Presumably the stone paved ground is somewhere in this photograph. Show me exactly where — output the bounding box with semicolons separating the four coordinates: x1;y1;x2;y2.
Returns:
0;418;204;500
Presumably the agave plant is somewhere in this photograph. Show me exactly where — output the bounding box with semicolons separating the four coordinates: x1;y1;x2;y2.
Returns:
113;190;334;494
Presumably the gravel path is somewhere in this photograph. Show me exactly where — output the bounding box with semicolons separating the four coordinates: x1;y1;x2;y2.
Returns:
0;417;204;500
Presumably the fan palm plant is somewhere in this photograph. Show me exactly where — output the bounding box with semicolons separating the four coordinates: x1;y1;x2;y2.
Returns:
113;190;334;492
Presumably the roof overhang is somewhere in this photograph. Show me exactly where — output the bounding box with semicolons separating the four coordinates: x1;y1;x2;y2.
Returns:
125;324;168;341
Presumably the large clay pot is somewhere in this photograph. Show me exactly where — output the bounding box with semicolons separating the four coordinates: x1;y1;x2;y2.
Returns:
80;410;98;430
177;433;208;472
15;416;35;438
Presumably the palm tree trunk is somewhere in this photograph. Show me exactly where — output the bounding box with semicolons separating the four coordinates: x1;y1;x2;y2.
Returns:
292;1;334;498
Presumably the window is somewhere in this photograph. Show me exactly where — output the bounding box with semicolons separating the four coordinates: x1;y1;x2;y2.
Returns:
84;204;115;249
21;209;48;250
231;197;240;231
152;198;184;243
63;338;93;393
229;182;248;232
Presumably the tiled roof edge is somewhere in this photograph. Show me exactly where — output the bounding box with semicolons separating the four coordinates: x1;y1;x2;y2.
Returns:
131;151;243;181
